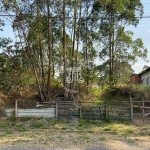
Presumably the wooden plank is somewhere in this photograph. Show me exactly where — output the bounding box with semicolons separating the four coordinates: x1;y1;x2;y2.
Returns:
81;102;102;103
108;101;130;103
142;100;150;102
109;107;130;109
108;114;130;117
132;101;142;103
133;105;142;108
133;113;142;115
109;110;129;112
133;106;150;109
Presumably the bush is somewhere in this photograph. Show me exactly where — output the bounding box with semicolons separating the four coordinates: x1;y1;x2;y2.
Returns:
0;95;6;117
112;84;150;100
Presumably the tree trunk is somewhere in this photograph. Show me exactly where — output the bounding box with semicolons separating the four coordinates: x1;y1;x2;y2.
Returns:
70;1;77;100
63;0;67;98
47;0;52;101
85;0;89;95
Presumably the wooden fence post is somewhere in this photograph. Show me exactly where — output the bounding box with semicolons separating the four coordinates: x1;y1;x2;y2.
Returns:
79;105;82;119
142;99;144;122
130;97;133;121
15;99;18;118
55;102;58;119
105;100;108;118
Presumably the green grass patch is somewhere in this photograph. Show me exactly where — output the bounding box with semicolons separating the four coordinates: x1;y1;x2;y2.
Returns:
78;135;90;140
104;127;111;131
30;121;44;128
16;126;28;132
127;138;135;144
41;125;49;129
91;120;102;126
75;126;84;131
99;137;107;141
61;127;67;130
0;133;8;137
5;130;13;134
104;124;119;135
78;119;90;127
123;129;134;134
20;117;32;122
11;122;16;126
0;122;10;129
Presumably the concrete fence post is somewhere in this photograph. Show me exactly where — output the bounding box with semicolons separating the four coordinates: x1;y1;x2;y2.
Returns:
15;99;18;118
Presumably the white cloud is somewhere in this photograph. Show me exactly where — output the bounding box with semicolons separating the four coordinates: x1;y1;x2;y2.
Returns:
132;62;150;74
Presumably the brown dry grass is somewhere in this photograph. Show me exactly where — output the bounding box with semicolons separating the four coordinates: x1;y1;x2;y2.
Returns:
0;117;150;150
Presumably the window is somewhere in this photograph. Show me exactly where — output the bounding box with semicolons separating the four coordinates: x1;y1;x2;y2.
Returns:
147;77;150;86
142;79;145;84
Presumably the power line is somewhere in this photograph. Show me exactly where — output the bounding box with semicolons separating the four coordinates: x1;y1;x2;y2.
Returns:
1;14;150;19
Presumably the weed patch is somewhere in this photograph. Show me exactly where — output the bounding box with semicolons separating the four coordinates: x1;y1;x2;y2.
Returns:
5;130;13;134
30;121;44;128
20;117;32;122
100;137;107;141
123;129;134;134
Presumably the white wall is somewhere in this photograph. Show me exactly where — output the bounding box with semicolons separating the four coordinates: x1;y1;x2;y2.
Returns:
141;71;150;86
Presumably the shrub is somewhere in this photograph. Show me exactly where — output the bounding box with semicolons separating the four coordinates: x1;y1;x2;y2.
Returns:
111;84;150;100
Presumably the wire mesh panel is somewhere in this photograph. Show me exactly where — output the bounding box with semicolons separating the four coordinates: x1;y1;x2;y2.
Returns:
81;106;101;120
107;101;131;120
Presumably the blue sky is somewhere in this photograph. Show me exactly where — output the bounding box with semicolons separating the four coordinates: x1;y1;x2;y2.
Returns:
0;0;150;74
127;0;150;73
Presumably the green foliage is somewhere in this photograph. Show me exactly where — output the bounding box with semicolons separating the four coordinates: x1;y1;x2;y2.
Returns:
20;117;32;122
0;0;148;100
104;117;111;123
96;61;134;87
78;119;90;126
123;129;134;134
5;130;13;135
92;0;147;85
10;111;17;122
31;121;44;128
0;52;31;96
112;84;150;100
15;124;28;132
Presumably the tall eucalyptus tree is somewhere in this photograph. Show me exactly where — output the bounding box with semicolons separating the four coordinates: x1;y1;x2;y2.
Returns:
92;0;147;85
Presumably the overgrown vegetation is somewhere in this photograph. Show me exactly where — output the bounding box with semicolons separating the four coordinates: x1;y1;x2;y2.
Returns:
111;84;150;100
0;0;148;103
